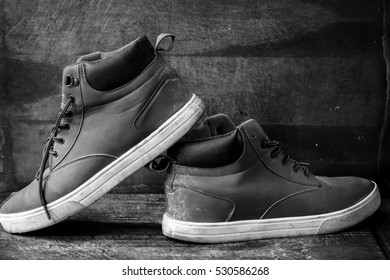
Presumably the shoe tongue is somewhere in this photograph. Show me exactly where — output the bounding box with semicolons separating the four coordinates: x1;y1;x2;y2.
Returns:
179;113;236;142
239;119;269;142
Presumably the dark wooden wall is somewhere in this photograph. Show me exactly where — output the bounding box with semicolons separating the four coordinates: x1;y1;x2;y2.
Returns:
0;0;386;194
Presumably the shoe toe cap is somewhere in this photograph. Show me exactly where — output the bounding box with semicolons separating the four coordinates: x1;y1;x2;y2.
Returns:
0;182;42;215
0;192;17;215
315;176;376;206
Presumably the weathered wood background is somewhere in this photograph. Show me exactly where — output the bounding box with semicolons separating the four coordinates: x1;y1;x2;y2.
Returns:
0;0;386;194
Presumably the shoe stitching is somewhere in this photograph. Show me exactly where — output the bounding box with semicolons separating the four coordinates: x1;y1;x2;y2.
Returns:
133;56;180;135
316;176;334;189
134;76;180;135
259;188;318;219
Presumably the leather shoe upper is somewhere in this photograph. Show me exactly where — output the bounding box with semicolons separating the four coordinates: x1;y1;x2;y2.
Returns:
1;35;193;215
165;114;376;222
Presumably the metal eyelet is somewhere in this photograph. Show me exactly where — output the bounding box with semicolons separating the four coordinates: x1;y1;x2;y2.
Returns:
59;138;65;145
66;75;73;87
65;76;79;87
281;160;287;167
68;95;75;103
292;167;298;173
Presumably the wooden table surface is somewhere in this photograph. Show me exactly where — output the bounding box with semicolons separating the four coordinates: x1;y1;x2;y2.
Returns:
0;193;388;260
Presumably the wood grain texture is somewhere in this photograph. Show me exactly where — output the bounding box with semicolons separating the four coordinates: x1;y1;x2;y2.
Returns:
169;57;386;127
0;0;16;192
0;193;385;260
3;0;383;59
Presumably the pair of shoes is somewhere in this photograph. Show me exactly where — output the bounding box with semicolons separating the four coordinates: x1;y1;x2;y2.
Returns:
0;34;381;244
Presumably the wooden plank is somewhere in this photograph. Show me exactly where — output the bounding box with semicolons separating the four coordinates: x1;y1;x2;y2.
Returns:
264;124;381;180
169;57;386;127
0;116;16;192
372;199;390;259
0;193;385;260
264;125;380;163
1;59;62;120
0;0;6;190
3;0;382;59
0;0;16;193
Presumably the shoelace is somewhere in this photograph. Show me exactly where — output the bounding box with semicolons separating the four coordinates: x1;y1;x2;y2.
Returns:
35;96;75;220
261;138;310;177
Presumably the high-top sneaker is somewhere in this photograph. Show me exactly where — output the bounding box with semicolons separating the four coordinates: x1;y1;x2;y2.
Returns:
160;114;380;243
0;34;205;233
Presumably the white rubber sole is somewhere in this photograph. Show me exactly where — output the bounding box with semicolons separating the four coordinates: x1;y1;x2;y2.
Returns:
0;94;204;234
162;182;381;243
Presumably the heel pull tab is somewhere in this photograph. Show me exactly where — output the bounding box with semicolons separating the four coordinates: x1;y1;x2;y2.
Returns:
155;33;175;55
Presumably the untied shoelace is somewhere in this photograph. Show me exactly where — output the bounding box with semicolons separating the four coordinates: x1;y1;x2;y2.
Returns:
35;96;75;220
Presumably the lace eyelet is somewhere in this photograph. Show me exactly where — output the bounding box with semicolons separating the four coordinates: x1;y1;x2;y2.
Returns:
66;76;79;87
260;141;267;149
270;153;277;159
281;161;287;167
59;138;65;145
68;95;75;103
66;75;73;87
66;111;73;118
37;92;75;220
292;168;298;173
